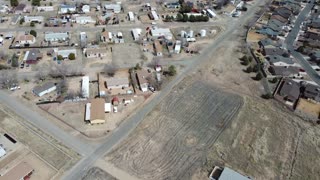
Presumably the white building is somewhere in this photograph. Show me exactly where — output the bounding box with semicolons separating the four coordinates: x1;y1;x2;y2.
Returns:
206;9;216;18
106;77;129;89
37;6;54;12
149;10;159;20
150;27;173;40
82;5;90;13
104;103;111;113
24;16;44;23
0;146;6;158
0;5;9;14
75;16;95;24
104;4;121;13
174;40;181;54
33;82;57;97
59;5;76;14
82;76;90;98
45;32;69;42
128;11;134;21
131;28;142;41
85;103;91;121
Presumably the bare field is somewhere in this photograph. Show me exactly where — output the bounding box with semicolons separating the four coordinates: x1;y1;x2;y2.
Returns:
204;97;320;180
112;43;143;67
82;167;116;180
106;81;243;179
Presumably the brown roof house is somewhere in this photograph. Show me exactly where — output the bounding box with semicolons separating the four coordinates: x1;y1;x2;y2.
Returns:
15;35;36;46
154;40;163;57
101;31;113;43
136;69;150;92
85;98;106;124
23;49;43;64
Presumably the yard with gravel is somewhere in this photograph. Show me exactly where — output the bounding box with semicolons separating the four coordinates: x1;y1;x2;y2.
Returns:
106;80;243;179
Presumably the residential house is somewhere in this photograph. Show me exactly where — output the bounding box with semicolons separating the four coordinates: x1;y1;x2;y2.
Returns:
148;10;159;20
23;49;43;64
150;27;173;40
270;14;289;24
258;38;279;49
303;83;320;102
0;162;34;180
85;98;106;124
101;31;113;43
266;55;296;66
209;166;251;180
82;5;90;13
256;27;279;38
277;78;300;107
165;2;180;9
15;35;36;45
263;48;288;56
267;19;285;32
33;82;57;97
75;16;95;24
174;40;181;54
0;146;5;158
310;51;320;61
105;77;130;89
24;16;44;23
82;76;89;98
269;66;301;77
131;28;142;41
37;6;54;12
273;7;292;19
84;48;107;58
136;69;150;92
14;4;26;14
167;41;174;54
44;32;69;42
59;5;76;14
57;49;77;59
154;40;163;56
128;11;134;21
104;4;121;13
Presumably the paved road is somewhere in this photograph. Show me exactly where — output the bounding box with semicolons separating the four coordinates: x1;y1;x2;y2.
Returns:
0;90;95;156
285;0;320;85
62;1;268;179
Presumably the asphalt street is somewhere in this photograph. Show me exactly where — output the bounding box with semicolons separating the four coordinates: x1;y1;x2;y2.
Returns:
62;1;269;179
285;0;320;85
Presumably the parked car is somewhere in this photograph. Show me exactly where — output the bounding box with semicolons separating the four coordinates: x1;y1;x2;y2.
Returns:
9;85;20;91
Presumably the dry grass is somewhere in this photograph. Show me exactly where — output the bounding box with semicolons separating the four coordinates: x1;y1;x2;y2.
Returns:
107;81;243;179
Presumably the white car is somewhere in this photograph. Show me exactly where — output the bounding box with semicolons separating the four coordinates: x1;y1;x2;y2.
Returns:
9;85;20;91
113;106;118;113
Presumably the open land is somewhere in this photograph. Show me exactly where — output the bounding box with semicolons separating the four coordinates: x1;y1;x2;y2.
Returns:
106;81;243;179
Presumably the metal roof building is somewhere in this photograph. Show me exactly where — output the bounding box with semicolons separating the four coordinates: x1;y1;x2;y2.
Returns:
82;76;90;98
0;146;6;158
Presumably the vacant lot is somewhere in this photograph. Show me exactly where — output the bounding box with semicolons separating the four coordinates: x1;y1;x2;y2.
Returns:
203;97;320;180
112;43;143;67
107;81;243;179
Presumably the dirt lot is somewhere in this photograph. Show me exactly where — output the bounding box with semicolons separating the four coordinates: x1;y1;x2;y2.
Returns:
112;43;143;67
106;81;243;179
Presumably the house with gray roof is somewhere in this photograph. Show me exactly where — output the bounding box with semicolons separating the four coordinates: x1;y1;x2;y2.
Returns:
267;55;295;66
303;83;320;102
209;166;251;180
33;82;57;97
23;49;42;64
45;32;69;42
269;66;301;77
277;78;301;107
263;48;288;56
